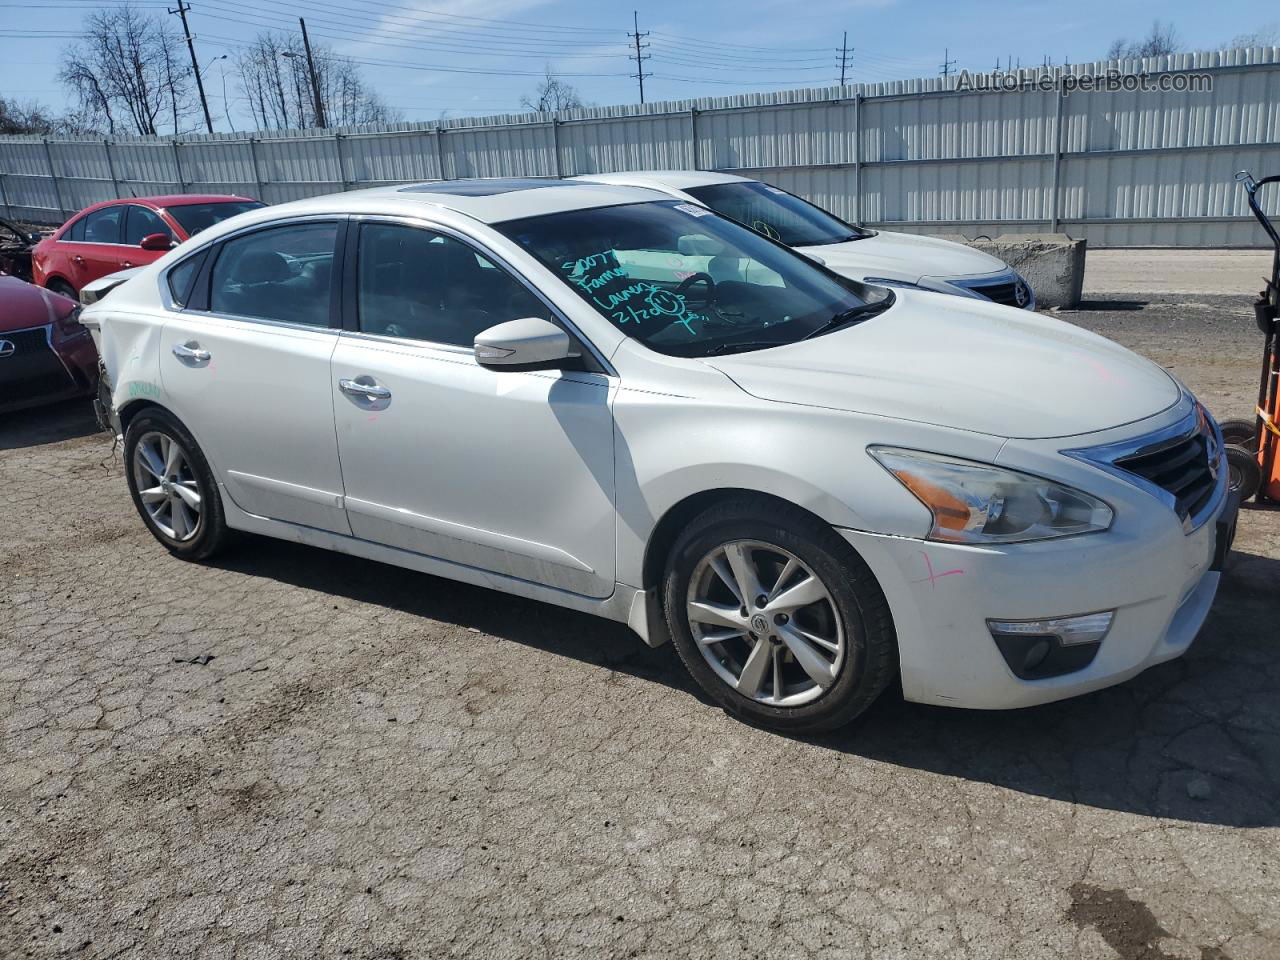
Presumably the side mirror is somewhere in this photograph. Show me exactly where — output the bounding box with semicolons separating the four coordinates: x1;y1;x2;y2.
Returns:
474;317;579;371
140;232;173;252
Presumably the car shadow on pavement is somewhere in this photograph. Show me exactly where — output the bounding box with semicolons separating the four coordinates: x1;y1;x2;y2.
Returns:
0;397;101;451
810;549;1280;829
209;536;700;695
213;533;1279;830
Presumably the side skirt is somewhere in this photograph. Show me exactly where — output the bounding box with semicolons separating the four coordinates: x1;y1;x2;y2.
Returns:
218;483;658;642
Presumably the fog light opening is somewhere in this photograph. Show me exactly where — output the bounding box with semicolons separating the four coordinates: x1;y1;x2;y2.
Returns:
987;611;1114;680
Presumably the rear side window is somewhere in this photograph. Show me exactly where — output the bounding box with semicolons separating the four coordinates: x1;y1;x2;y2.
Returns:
124;205;174;246
67;216;87;241
167;251;207;308
209;222;337;327
82;207;123;244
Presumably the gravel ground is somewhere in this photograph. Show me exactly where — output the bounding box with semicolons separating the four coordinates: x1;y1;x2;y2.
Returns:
2;287;1278;960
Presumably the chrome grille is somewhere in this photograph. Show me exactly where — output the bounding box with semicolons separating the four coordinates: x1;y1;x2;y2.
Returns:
1114;429;1217;522
967;280;1021;307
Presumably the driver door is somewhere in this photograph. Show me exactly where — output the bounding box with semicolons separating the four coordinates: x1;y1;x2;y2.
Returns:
331;220;617;598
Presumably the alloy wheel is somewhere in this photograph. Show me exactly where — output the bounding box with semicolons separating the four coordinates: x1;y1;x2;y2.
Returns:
685;539;845;707
132;431;203;542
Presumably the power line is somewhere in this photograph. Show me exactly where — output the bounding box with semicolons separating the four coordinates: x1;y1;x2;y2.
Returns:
628;10;651;104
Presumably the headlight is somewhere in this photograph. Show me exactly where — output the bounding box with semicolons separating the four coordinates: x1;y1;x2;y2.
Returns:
868;447;1113;544
861;277;926;290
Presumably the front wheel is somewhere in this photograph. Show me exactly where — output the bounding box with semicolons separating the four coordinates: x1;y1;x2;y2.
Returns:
123;409;230;561
663;497;897;733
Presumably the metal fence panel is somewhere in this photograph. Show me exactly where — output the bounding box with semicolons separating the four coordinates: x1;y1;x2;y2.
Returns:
3;46;1278;246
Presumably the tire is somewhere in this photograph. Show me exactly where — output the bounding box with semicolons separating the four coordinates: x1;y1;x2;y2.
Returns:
123;408;230;561
1225;444;1262;502
1219;418;1258;453
662;495;897;734
46;278;77;301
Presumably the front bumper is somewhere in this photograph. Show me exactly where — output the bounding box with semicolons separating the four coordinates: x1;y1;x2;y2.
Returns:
839;415;1236;710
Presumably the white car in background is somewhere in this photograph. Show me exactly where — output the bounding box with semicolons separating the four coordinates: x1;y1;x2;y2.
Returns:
84;178;1234;734
574;170;1035;310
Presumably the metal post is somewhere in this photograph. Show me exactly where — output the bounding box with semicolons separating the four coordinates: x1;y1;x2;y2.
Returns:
299;18;327;129
247;137;266;201
42;138;66;220
549;119;561;178
334;133;348;190
852;95;862;226
0;172;12;220
172;139;185;193
103;139;120;199
689;108;699;170
435;127;447;180
1050;73;1064;232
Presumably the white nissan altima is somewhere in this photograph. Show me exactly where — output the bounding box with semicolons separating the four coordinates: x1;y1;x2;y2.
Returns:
83;178;1237;733
574;170;1036;310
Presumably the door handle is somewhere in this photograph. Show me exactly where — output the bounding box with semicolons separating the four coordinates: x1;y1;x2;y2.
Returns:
172;342;211;363
120;261;134;268
72;255;84;264
339;377;391;401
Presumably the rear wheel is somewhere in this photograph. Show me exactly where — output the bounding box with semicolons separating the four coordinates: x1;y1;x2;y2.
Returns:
46;278;77;301
663;496;897;733
123;409;230;560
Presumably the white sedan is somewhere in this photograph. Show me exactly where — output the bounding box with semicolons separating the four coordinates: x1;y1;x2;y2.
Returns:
84;178;1235;732
574;170;1036;309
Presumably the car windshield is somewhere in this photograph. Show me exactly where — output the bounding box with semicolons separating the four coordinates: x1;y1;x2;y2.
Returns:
684;181;869;247
498;200;890;358
166;201;265;236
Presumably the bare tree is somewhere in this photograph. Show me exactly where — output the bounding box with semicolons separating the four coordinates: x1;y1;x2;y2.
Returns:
236;31;398;131
58;4;194;135
520;66;586;113
1229;23;1280;46
0;97;98;137
1107;20;1182;60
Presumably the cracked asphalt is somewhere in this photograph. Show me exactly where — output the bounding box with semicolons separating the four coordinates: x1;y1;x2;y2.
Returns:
2;287;1278;959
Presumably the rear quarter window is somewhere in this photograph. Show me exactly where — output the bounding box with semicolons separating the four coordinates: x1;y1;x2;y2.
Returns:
166;251;207;307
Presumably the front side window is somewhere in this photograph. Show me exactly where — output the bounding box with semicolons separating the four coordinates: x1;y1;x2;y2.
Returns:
356;222;550;347
209;222;337;327
124;205;175;246
167;201;266;237
82;206;124;244
684;181;868;247
498;201;889;357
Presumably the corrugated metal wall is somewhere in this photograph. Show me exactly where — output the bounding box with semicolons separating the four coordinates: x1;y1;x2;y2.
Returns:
2;47;1278;247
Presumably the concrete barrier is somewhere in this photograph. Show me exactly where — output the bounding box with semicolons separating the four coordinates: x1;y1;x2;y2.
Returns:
933;233;1087;309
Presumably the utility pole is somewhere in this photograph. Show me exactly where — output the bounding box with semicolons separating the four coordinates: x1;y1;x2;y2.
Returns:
628;10;651;104
837;31;852;86
939;47;957;79
299;17;327;128
168;0;213;133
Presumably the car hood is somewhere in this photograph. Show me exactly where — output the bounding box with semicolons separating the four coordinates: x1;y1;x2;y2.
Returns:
796;230;1008;284
0;276;76;332
703;290;1181;440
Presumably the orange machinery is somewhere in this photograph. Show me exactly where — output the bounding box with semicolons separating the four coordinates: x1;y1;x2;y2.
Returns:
1221;172;1280;503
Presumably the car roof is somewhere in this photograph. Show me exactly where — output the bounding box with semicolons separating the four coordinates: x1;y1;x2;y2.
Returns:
61;194;259;222
258;178;673;226
571;170;753;191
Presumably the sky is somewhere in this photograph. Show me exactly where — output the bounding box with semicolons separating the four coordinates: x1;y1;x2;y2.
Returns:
2;0;1278;132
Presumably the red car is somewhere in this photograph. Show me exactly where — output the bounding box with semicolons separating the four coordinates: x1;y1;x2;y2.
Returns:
32;194;264;297
0;276;99;413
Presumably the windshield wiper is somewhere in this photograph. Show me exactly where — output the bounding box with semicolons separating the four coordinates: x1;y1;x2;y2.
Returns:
801;299;892;341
